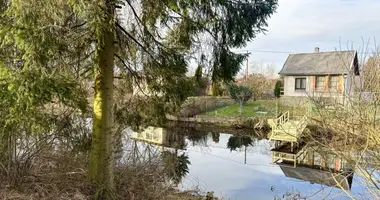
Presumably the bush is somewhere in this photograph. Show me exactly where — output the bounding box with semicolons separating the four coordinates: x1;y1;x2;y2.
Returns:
274;80;283;98
178;97;233;117
229;85;253;103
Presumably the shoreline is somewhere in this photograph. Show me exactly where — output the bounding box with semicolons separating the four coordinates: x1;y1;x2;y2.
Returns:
167;114;270;130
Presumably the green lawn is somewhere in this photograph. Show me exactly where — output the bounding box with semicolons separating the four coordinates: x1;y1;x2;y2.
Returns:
201;100;279;117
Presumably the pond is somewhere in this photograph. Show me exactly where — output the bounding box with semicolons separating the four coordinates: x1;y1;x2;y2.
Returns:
127;124;373;200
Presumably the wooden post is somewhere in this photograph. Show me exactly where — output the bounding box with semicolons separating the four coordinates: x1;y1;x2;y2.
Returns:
291;142;294;153
244;146;247;164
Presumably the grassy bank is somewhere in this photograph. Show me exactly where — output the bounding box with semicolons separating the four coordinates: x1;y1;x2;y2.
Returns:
201;100;278;117
171;98;310;129
200;99;311;119
178;96;234;117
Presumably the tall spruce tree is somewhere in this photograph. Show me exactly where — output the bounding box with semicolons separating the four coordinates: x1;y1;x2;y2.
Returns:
0;0;278;198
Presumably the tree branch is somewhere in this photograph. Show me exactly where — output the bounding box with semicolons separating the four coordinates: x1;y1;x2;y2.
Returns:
115;22;160;64
124;0;165;46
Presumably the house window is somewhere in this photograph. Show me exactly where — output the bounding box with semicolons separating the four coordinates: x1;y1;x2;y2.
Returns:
316;76;325;91
329;76;339;92
295;78;306;90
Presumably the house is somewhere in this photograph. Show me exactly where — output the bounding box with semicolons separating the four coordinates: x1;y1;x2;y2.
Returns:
279;47;360;106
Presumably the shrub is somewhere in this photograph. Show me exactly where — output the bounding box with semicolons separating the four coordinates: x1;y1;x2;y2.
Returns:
229;85;253;103
274;80;283;98
178;97;233;117
229;85;253;114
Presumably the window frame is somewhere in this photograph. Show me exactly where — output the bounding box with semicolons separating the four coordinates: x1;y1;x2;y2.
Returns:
329;75;339;92
315;76;326;92
295;77;307;91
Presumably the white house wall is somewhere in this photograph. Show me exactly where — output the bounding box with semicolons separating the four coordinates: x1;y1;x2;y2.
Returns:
284;76;310;97
284;75;345;98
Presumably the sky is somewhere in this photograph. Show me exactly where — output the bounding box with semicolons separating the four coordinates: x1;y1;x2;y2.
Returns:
236;0;380;76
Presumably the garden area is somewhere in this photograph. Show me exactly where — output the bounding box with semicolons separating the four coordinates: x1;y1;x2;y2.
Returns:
200;99;311;119
201;100;278;117
174;83;311;124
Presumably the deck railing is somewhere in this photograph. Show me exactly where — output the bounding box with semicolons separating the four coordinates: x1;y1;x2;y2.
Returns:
269;111;290;141
270;111;308;142
276;111;289;127
272;143;309;168
295;114;308;136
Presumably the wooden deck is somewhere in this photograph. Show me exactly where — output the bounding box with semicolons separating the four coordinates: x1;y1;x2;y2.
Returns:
268;112;308;142
271;142;307;168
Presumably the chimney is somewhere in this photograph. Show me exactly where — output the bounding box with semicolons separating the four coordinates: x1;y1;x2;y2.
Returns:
314;47;320;53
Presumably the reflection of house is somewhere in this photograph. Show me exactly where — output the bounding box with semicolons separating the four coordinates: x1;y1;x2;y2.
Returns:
131;126;186;149
279;165;353;190
279;47;360;106
272;143;354;190
132;126;167;145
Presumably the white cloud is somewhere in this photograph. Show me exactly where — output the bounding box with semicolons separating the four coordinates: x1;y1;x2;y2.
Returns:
241;0;380;73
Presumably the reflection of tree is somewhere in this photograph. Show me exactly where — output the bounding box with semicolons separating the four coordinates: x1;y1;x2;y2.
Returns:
227;135;253;151
161;151;190;185
187;131;208;146
130;141;161;165
211;132;220;143
166;125;207;146
166;131;186;149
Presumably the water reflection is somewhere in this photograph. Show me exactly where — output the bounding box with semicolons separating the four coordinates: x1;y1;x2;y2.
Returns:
129;125;363;199
131;126;186;149
272;142;354;190
227;135;253;151
131;126;190;184
211;132;220;143
161;151;190;185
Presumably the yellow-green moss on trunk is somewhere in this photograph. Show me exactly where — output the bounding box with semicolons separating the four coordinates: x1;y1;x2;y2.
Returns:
88;0;115;196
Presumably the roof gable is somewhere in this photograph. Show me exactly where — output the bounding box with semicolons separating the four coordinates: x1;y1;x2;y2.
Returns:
279;50;357;75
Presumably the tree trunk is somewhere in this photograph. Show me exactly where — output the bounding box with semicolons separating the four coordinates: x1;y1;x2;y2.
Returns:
239;100;243;114
89;0;115;197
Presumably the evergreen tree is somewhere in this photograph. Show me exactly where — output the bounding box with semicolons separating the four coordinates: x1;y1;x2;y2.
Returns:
274;80;283;98
194;64;202;83
0;0;278;197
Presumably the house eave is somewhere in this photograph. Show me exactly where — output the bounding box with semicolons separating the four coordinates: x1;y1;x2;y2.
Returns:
279;72;349;76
